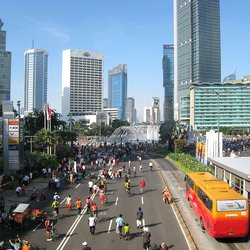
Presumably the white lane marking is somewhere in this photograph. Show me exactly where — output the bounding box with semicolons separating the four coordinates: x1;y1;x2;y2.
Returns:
60;197;67;205
170;202;192;250
56;192;97;250
75;183;80;189
141;196;144;205
108;219;113;233
32;222;42;231
115;197;119;205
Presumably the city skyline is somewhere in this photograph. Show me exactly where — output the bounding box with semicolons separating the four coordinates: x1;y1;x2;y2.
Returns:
1;0;250;120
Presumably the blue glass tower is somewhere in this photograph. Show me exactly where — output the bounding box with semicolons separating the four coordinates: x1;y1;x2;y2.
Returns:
163;44;174;122
108;64;127;120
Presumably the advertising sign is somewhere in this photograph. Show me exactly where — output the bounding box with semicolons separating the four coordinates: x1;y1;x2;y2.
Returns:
8;119;19;145
217;200;246;212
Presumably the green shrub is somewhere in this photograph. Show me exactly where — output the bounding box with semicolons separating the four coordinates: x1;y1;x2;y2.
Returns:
168;152;214;174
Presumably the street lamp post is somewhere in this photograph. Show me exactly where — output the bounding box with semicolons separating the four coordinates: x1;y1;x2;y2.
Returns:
213;91;220;157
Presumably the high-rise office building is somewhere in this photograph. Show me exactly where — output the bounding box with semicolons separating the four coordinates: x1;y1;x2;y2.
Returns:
143;107;151;124
174;0;221;121
163;44;174;123
61;49;104;120
24;49;48;114
108;64;127;120
0;19;11;111
126;97;135;124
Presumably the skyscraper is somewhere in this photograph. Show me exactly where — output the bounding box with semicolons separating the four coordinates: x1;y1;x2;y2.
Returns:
174;0;221;121
108;64;127;120
126;97;135;125
0;19;11;111
61;49;104;120
162;44;174;123
24;49;48;114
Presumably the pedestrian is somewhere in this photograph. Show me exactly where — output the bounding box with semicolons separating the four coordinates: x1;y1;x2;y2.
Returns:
88;180;94;194
82;241;91;250
99;191;105;205
160;242;167;250
88;215;96;235
76;198;82;215
65;195;72;211
136;207;143;229
16;185;21;196
86;195;91;214
115;214;124;239
124;223;130;240
142;227;151;250
45;218;52;241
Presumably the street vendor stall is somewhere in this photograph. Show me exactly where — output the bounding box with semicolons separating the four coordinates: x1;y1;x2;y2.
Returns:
12;203;30;230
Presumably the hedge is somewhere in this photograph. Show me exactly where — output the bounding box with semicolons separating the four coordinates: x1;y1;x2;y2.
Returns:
168;153;214;174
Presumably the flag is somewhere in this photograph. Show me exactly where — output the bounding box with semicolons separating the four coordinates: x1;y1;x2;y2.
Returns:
47;103;52;121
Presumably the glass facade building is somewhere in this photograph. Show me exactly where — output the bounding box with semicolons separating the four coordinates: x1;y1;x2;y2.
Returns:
174;0;221;122
162;44;174;122
0;19;11;112
108;64;127;120
190;83;250;130
24;49;48;114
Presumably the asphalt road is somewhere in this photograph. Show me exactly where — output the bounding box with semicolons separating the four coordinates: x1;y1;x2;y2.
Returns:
5;158;189;250
3;154;250;250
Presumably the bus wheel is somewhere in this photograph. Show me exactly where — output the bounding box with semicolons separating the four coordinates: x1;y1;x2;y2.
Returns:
188;198;192;208
200;218;205;230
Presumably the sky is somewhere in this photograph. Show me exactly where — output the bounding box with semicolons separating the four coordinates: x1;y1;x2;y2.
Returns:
1;0;250;121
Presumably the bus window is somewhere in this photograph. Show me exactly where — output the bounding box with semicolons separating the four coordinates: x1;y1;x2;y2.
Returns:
198;188;213;211
186;175;194;190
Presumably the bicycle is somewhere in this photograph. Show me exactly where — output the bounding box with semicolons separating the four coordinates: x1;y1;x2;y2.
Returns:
50;225;58;241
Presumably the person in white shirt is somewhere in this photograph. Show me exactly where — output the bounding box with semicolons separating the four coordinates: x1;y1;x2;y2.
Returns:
53;192;60;201
88;215;96;235
88;180;94;194
16;186;21;196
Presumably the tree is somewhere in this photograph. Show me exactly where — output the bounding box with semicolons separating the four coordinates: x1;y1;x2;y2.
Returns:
159;121;175;145
111;119;130;130
171;122;188;153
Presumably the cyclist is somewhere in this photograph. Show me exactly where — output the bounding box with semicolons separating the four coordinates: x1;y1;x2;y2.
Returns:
149;162;153;171
91;203;98;218
139;164;143;172
142;227;151;250
53;192;60;202
45;218;53;241
86;195;92;214
133;166;137;177
51;200;60;219
140;178;145;192
125;180;131;195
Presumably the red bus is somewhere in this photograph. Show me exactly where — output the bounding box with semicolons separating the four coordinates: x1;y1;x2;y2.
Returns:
185;172;249;238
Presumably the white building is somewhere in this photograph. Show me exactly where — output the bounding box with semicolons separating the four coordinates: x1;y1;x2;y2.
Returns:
126;97;136;124
143;107;151;124
24;49;48;114
61;49;104;121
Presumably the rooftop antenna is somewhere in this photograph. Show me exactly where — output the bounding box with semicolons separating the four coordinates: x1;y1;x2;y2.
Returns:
32;39;34;49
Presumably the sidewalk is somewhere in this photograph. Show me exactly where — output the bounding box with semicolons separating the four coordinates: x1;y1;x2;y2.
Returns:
0;177;49;212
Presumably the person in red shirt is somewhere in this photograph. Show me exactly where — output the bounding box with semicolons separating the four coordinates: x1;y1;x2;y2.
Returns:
140;179;145;192
99;191;105;205
91;203;98;218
